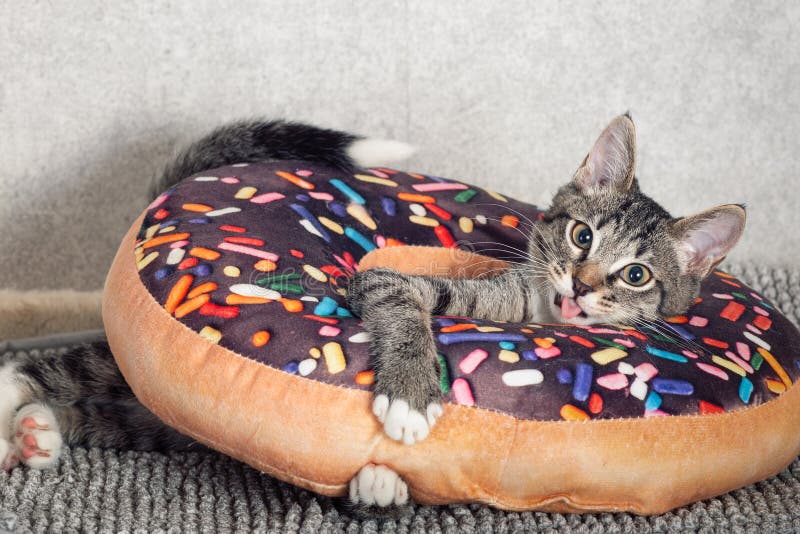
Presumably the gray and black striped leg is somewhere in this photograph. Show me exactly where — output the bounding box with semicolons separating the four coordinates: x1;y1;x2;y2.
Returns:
347;269;444;445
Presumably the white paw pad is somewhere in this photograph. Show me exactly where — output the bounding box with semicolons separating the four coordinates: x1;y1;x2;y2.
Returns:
372;395;443;445
349;464;409;507
0;438;19;471
13;404;62;469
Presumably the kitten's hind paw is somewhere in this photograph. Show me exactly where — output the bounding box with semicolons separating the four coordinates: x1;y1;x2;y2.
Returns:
349;464;409;508
13;403;62;469
0;439;19;471
372;395;443;445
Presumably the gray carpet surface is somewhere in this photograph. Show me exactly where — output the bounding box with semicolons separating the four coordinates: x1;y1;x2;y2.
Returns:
2;263;799;533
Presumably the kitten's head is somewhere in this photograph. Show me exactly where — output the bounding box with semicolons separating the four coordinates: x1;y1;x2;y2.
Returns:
529;114;746;326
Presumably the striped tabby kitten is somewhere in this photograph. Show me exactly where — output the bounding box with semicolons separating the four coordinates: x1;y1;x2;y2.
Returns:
0;115;744;517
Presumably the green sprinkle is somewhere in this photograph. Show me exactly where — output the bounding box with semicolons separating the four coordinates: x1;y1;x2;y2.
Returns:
751;351;764;371
269;282;304;294
255;273;302;285
650;334;675;343
454;189;477;203
437;353;451;394
592;337;627;350
731;292;748;301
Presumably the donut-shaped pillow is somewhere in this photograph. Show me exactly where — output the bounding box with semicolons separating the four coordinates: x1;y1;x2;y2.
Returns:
103;161;800;514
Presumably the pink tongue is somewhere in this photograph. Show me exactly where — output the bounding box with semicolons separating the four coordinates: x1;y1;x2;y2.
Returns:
560;296;583;320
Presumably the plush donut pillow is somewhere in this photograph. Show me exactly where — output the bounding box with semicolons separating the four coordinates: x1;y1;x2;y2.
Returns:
103;161;800;514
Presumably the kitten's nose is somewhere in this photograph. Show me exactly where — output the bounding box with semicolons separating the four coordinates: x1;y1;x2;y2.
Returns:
573;277;593;297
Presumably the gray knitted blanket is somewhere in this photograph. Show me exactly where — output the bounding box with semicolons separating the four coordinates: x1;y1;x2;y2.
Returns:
2;264;799;533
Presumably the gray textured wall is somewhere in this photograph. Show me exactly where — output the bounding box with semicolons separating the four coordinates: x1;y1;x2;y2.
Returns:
2;1;798;291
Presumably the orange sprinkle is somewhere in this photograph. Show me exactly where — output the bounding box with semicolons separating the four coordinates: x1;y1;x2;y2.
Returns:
397;192;436;203
534;337;555;348
385;238;406;247
280;298;304;313
303;314;340;325
703;337;729;349
765;378;787;394
664;315;689;324
252;330;271;347
441;323;477;333
520;328;533;334
220;224;246;233
190;247;221;261
141;233;191;250
588;393;603;414
714;271;736;279
756;347;792;388
182;203;213;212
276;171;314;190
698;400;725;415
187;282;218;299
355;370;375;385
501;215;519;228
752;315;772;331
226;294;273;305
720;279;742;288
164;274;194;314
560;404;590;421
254;259;277;272
174;294;210;318
290;249;304;258
223;236;265;247
569;335;595;348
407;173;426;180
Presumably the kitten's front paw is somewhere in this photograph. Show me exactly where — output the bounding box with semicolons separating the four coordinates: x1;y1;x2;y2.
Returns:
372;394;443;445
13;403;62;469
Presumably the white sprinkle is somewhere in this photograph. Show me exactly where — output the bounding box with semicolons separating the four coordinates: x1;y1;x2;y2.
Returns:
298;358;318;376
501;369;544;387
205;207;242;217
166;248;185;265
348;332;372;343
743;331;771;351
300;296;320;302
299;219;323;238
475;214;488;224
617;362;635;375
194;176;218;182
229;284;281;300
409;203;427;216
630;378;648;400
232;163;249;167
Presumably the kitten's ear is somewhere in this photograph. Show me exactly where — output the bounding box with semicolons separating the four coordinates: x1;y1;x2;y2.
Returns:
573;114;636;193
672;204;746;278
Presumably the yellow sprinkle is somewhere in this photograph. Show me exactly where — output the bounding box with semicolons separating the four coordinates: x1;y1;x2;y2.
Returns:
303;265;328;283
199;326;222;344
498;350;520;363
309;347;321;359
591;347;628;365
234;186;258;199
485;189;508;202
136;251;159;271
336;288;347;296
712;355;746;377
134;247;144;262
476;326;504;333
756;347;792;388
346;203;377;230
322;342;346;374
254;259;277;272
318;216;345;235
158;225;177;234
354;174;398;187
145;224;160;239
765;378;787;394
408;215;439;227
223;265;241;277
458;216;474;233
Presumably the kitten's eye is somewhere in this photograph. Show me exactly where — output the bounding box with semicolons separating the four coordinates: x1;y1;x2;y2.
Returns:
620;264;652;287
570;222;593;250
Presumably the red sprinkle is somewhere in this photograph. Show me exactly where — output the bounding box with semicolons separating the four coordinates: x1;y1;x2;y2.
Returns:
719;301;746;322
223;236;265;246
198;302;240;319
720;279;742;288
698;400;725;415
569;335;595;348
154;208;169;220
320;265;346;278
588;393;603;414
624;329;648;341
178;257;199;270
220;225;246;233
434;225;457;248
423;203;453;220
752;315;772;331
703;337;729;349
343;251;357;268
290;249;304;258
303;314;340;325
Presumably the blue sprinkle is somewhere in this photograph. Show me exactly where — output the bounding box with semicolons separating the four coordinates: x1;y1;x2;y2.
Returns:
314;297;339;316
644;391;662;411
344;227;376;252
664;323;696;340
572;363;593;402
289;204;331;243
284;361;299;375
758;300;774;310
189;217;212;224
739;377;754;403
652;378;694;396
438;332;528;345
522;350;537;361
499;341;516;350
295;194;310;202
335;307;352;317
159;220;180;228
437;318;456;327
557;368;573;384
645;345;688;363
381;196;396;216
795;359;800;370
327;200;348;218
154;266;174;280
193;264;212;276
330;179;366;204
426;175;448;183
